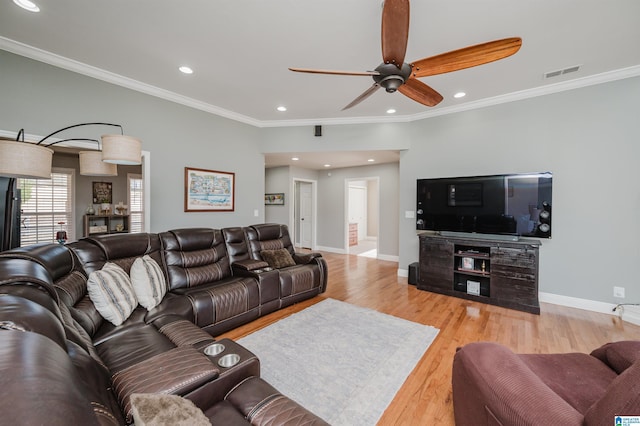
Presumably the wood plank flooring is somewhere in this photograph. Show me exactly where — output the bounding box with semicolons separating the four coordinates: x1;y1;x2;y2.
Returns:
218;252;640;425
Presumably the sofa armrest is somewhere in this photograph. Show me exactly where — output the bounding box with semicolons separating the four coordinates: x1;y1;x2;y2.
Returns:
232;259;270;271
293;252;321;265
453;342;583;426
112;346;219;423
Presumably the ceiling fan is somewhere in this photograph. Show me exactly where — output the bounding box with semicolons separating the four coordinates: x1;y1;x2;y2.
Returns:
289;0;521;110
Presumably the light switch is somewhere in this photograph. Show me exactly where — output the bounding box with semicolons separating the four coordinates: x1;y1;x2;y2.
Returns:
254;209;259;217
405;211;415;219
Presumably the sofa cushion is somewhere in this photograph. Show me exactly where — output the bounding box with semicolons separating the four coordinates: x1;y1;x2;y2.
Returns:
87;262;138;326
131;255;167;310
590;340;640;374
520;352;617;414
261;248;296;269
584;359;640;426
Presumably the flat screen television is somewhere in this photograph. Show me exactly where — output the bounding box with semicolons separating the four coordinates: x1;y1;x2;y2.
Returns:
416;172;552;239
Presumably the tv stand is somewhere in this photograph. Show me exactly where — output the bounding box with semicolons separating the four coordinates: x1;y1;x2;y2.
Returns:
417;234;541;314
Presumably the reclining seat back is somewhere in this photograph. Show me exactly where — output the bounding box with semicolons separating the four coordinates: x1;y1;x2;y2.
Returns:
66;233;163;339
247;223;327;307
161;228;232;290
160;228;260;335
0;246;125;425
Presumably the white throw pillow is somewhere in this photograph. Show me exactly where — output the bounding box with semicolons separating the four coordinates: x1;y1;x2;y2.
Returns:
130;255;167;310
87;262;138;326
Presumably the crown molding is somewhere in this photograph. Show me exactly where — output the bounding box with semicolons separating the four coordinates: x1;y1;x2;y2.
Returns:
0;37;263;128
3;36;640;129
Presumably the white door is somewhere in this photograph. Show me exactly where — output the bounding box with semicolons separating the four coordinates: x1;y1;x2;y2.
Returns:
299;182;313;249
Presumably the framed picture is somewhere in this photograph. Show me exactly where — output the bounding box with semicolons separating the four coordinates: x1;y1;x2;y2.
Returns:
265;193;285;205
184;167;235;212
461;257;475;270
92;182;112;204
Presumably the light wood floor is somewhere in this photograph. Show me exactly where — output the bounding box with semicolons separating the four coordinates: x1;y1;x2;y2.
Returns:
218;252;640;425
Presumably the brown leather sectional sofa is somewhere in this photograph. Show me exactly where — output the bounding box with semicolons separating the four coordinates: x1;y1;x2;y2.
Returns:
0;223;329;425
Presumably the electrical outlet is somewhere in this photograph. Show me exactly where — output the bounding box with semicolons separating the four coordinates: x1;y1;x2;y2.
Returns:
613;286;625;298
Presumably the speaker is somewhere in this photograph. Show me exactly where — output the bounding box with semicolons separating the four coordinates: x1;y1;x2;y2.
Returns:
314;125;322;137
536;201;551;236
408;262;419;285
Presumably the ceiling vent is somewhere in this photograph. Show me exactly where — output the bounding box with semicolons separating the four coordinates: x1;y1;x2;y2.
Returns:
544;65;581;79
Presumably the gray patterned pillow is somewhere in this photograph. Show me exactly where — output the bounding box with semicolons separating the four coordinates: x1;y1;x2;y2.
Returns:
87;262;138;326
130;255;167;310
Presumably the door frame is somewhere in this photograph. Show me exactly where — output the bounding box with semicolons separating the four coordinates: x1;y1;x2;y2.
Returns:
344;176;380;254
290;178;317;250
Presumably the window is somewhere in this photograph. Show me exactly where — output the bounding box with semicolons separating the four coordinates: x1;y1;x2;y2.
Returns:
18;168;75;246
128;173;144;233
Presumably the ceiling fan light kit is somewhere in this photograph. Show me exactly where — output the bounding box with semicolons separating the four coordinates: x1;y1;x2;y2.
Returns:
289;0;521;110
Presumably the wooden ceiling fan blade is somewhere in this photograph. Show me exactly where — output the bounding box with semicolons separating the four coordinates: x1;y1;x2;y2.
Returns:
410;37;522;78
342;83;381;111
381;0;410;67
398;78;443;107
289;67;379;77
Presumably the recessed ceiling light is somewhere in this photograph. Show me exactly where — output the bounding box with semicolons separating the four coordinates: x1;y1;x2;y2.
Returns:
386;108;396;114
291;157;299;161
324;164;331;168
454;92;466;98
179;66;193;74
13;0;40;12
277;106;287;112
368;159;375;162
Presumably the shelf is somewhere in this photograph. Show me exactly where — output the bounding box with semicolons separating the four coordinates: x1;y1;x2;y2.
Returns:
456;268;490;277
455;252;489;259
83;214;130;237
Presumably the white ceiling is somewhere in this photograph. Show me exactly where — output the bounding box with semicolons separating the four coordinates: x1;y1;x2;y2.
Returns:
1;0;640;169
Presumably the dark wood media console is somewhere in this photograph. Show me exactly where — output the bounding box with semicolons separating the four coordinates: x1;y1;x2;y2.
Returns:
417;233;541;314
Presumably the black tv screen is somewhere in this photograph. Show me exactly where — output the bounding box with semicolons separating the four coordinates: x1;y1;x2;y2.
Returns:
416;172;553;238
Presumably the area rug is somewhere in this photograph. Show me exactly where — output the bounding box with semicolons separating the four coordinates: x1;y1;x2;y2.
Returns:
237;298;439;425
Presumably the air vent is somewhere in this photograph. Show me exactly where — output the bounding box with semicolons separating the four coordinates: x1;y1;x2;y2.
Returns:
544;64;581;79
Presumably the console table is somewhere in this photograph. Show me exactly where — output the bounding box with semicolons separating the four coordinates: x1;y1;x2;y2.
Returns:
417;233;541;314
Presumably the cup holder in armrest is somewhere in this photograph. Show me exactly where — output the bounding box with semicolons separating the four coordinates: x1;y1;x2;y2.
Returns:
218;353;241;368
204;343;225;356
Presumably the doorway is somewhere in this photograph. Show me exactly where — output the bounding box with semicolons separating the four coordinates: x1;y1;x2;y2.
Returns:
292;179;317;250
346;177;379;257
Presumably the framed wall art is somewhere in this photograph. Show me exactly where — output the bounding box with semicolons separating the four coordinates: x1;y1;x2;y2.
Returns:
92;182;112;204
265;193;285;205
184;167;235;212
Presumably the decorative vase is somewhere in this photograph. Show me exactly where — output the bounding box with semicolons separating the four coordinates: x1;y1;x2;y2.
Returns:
86;205;95;215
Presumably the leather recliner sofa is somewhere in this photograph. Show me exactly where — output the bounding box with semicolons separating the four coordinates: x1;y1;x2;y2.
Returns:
452;340;640;425
0;223;329;425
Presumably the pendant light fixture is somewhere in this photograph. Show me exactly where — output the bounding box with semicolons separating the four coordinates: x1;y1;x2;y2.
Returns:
0;131;53;179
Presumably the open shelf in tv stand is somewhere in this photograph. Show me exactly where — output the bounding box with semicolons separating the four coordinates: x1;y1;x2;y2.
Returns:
417;233;541;314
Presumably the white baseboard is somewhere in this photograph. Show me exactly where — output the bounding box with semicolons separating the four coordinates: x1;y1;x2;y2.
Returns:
539;292;640;326
397;268;408;277
377;254;398;262
316;246;347;254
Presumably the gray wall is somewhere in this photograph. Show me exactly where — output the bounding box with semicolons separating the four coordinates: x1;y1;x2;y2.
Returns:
0;50;265;231
264;166;290;224
400;76;640;304
317;162;399;258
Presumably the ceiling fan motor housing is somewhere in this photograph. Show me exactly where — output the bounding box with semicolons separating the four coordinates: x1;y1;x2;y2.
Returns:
374;63;412;92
